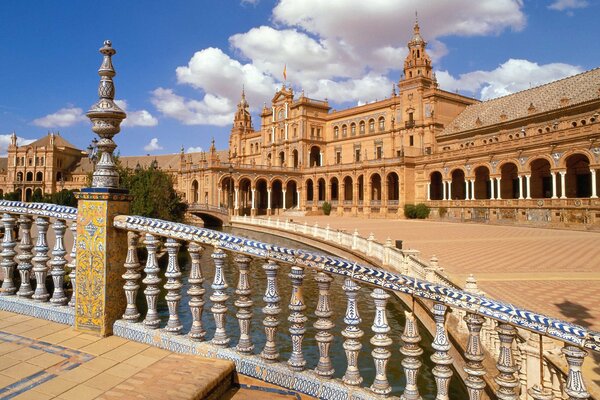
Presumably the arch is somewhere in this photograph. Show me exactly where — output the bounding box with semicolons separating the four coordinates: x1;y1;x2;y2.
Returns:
26;171;33;182
309;146;321;167
255;178;268;215
378;116;385;131
450;169;466;200
306;179;314;202
368;119;375;133
500;163;519;199
525;155;553;172
238;178;252;215
35;171;43;182
343;176;353;201
350;122;356;136
317;178;326;202
191;180;199;203
387;172;399;201
220;176;235;209
16;172;23;182
334;126;339;138
292;149;299;168
271;179;283;210
474;166;490;199
558;149;594;169
342;124;347;137
359;120;365;134
530;158;552;199
25;188;33;202
565;153;591;198
330;177;339;202
278;151;285;167
285;180;298;208
429;171;443;200
370;173;382;201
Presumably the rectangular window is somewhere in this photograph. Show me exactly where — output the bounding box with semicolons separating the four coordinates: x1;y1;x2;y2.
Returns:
376;146;382;159
336;151;341;164
293;128;297;138
311;127;315;137
317;128;321;137
409;135;414;146
355;149;361;162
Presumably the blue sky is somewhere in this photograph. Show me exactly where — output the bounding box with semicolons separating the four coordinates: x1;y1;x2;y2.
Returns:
0;0;598;156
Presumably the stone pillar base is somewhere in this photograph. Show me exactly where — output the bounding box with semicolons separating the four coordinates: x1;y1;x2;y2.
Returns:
74;188;131;337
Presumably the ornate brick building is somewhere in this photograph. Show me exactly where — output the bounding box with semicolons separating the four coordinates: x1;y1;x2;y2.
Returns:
3;22;599;226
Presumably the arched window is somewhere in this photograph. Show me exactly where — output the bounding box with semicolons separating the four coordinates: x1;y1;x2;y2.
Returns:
378;117;385;131
334;126;339;138
350;123;356;136
26;172;33;182
342;125;347;137
36;172;43;181
359;121;365;134
16;172;23;182
369;119;375;133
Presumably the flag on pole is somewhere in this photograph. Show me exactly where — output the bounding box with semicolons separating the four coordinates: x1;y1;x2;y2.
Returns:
283;64;287;81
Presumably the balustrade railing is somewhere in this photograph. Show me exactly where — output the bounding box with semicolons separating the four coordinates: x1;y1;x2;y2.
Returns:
0;201;77;309
0;201;599;399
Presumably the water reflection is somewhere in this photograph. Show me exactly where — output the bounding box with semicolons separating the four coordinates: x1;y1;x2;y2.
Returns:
141;226;467;398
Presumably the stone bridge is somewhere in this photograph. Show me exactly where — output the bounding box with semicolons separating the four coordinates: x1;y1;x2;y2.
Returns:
186;203;230;227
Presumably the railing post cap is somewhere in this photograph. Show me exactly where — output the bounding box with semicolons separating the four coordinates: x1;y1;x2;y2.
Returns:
465;274;479;294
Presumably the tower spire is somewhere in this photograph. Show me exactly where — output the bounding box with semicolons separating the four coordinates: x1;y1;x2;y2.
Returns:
86;40;126;189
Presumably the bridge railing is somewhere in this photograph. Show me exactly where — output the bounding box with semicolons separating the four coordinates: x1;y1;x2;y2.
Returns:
108;214;598;400
186;202;228;215
0;201;78;313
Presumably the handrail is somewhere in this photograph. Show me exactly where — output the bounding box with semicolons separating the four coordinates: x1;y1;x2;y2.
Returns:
0;200;77;221
113;214;600;353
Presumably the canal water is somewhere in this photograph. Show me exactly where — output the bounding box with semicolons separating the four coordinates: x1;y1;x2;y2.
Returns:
148;226;468;398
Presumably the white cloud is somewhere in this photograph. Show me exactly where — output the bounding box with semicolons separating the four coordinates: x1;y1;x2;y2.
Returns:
32;107;86;128
143;138;163;152
151;87;235;126
241;0;259;5
114;100;158;127
548;0;588;11
187;146;204;153
0;134;35;157
436;59;582;100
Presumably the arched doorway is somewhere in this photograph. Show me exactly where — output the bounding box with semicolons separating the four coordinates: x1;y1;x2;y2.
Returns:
500;163;518;199
292;149;299;168
279;151;285;167
566;154;591;198
430;171;443;200
317;178;326;202
26;172;33;182
451;169;466;200
330;177;339;203
221;177;235;209
310;146;321;167
191;180;199;203
306;179;314;203
36;172;43;181
387;172;399;201
343;176;353;202
239;178;252;215
25;188;33;202
530;159;552;199
272;180;283;210
255;179;268;215
474;166;490;199
285;181;298;208
370;173;381;201
357;175;364;202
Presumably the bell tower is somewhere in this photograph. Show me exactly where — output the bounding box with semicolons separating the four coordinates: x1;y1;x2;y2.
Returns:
401;17;434;87
229;87;254;161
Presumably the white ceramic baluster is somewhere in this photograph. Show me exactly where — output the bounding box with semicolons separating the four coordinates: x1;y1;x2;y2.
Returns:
16;216;34;298
122;231;141;321
187;242;206;341
164;239;183;333
562;345;590;400
50;219;68;305
32;217;50;302
342;277;363;386
400;310;423;400
261;260;281;362
0;213;17;295
430;303;453;400
142;234;161;328
67;221;77;307
495;323;519;399
211;248;229;347
463;313;487;400
314;271;335;377
288;265;307;371
370;288;392;395
235;255;254;353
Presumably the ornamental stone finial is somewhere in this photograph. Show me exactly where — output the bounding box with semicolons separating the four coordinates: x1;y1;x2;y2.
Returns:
87;40;126;189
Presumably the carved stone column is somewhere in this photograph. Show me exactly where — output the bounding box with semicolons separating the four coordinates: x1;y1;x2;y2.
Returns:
16;215;34;298
50;219;68;305
287;266;307;371
370;288;392;395
122;231;141;321
187;242;206;341
400;310;423;400
142;234;161;329
342;277;363;386
0;213;17;296
431;303;453;400
463;313;487;400
210;248;229;347
261;260;281;362
234;255;254;353
314;271;335;377
562;345;590;400
164;239;183;333
494;323;519;399
32;217;50;302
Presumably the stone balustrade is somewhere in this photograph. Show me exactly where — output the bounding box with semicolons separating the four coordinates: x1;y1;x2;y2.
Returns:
0;201;599;399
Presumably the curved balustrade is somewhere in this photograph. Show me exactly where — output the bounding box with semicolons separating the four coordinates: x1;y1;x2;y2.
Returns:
112;214;599;399
0;201;78;321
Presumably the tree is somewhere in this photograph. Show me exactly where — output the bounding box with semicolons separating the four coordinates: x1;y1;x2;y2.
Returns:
3;192;21;201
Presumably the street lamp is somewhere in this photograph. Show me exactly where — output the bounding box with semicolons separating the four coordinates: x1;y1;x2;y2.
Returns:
87;138;99;165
